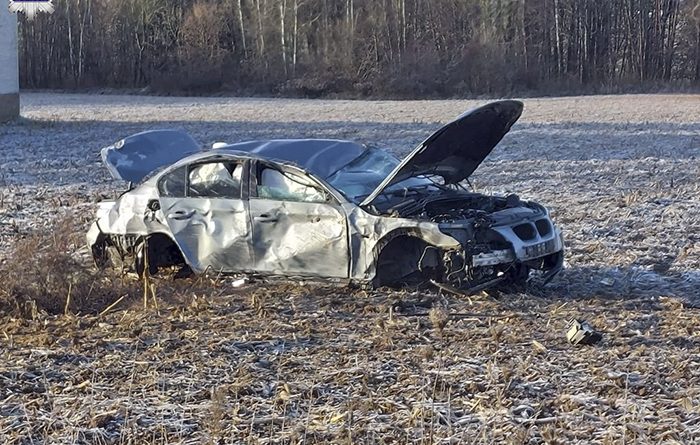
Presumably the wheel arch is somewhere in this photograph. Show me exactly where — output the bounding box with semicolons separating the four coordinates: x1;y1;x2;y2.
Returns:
138;231;189;275
370;229;444;288
90;228;190;276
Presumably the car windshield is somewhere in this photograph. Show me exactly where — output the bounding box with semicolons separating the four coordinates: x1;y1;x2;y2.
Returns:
326;148;439;203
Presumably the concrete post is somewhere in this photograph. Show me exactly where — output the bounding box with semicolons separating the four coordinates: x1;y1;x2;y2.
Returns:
0;7;19;122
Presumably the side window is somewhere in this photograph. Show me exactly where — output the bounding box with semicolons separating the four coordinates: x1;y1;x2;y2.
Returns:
158;166;187;197
188;162;243;199
257;167;328;203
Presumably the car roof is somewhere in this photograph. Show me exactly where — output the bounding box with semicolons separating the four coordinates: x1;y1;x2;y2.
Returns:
210;139;367;179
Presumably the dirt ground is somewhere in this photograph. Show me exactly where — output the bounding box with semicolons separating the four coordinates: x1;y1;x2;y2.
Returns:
0;93;699;443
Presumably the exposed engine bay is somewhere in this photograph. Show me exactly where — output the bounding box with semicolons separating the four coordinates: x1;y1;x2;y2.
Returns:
388;192;529;221
372;191;563;294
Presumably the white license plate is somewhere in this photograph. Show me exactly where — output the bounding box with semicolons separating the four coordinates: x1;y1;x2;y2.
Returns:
525;239;556;257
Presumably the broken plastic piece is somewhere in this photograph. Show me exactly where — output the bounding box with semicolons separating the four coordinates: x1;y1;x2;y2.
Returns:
566;319;602;345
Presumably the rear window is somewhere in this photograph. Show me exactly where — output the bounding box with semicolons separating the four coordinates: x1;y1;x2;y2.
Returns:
188;162;243;199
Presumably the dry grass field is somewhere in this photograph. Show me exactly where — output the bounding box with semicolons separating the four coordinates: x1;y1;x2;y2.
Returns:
0;93;699;444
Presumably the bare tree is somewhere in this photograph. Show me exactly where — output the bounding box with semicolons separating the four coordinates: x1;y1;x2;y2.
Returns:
16;0;700;95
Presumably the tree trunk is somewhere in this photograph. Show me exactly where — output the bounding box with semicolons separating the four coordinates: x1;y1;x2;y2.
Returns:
237;0;247;56
292;0;298;75
78;0;91;82
256;0;265;56
693;1;700;81
67;0;75;81
553;0;562;74
280;0;288;77
696;27;700;82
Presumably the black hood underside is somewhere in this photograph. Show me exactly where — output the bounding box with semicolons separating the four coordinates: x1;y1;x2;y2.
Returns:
361;100;523;207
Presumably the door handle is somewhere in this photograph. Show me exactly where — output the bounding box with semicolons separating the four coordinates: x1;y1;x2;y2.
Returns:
254;214;278;223
168;210;195;220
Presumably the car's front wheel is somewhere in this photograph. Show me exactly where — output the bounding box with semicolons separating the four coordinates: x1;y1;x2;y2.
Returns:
497;263;531;291
373;236;441;288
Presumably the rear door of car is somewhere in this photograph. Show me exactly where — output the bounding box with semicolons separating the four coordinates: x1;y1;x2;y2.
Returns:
157;158;253;273
248;160;350;278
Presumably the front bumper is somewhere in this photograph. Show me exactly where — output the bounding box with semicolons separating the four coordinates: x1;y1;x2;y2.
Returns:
489;217;564;264
469;226;564;269
437;215;565;292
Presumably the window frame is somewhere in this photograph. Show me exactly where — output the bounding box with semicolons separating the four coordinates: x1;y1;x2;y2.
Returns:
157;165;188;198
250;161;338;205
186;160;245;199
157;157;249;200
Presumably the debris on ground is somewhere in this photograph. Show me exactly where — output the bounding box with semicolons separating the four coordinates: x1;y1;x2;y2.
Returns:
566;319;603;345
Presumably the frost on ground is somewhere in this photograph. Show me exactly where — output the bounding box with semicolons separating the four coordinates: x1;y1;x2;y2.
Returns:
2;93;699;300
0;93;699;443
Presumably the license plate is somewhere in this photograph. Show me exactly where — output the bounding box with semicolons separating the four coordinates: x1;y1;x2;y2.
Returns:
525;239;556;257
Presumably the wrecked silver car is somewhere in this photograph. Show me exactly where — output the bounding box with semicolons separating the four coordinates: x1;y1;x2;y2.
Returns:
87;100;564;293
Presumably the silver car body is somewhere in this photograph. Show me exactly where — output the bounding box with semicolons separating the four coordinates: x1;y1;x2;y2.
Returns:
87;100;564;291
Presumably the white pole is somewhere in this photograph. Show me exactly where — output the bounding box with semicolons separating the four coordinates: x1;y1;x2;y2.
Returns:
0;6;19;121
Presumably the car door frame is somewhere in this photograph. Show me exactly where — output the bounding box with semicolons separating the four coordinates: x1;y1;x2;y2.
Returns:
247;159;352;278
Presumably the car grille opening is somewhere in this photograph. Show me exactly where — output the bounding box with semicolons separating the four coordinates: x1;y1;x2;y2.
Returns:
513;223;537;241
535;219;552;236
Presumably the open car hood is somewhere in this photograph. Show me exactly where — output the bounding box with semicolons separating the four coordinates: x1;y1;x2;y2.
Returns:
360;100;523;207
101;130;202;183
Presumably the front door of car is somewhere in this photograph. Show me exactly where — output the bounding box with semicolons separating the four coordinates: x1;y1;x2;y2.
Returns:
157;159;253;273
248;163;349;278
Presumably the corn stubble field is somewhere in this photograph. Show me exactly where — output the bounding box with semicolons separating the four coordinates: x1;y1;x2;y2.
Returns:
0;93;699;444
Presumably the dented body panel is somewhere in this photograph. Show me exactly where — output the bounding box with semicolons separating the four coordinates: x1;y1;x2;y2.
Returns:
248;198;349;277
160;196;252;273
344;205;462;281
88;100;565;292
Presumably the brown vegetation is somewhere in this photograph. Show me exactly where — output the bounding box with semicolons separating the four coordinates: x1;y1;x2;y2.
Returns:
0;217;129;317
1;229;699;442
18;0;700;97
1;93;698;443
0;217;223;319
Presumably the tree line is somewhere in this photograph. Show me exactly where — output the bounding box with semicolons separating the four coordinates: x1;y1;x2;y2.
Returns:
18;0;700;97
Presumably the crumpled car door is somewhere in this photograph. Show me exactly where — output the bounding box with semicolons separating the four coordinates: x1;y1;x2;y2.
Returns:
158;161;253;273
249;165;349;278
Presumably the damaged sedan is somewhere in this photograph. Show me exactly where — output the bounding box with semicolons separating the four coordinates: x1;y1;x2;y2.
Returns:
87;100;564;293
